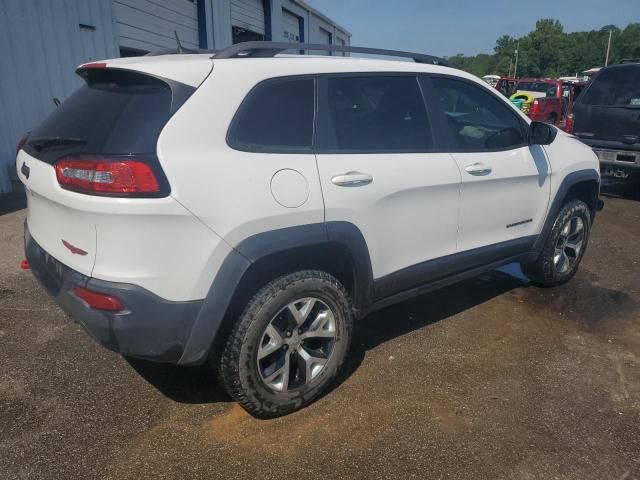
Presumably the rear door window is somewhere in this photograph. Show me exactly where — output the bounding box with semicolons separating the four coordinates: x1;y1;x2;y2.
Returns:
25;69;175;164
228;78;315;152
321;75;432;152
580;66;640;107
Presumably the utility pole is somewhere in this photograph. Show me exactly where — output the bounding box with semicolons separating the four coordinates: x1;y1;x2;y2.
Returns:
508;58;513;77
605;29;613;67
514;42;519;78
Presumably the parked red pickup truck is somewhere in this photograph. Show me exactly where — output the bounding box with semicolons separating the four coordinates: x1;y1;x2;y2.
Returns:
510;78;565;125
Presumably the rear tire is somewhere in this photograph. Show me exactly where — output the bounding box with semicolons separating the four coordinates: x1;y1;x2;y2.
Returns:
217;270;353;418
523;200;591;287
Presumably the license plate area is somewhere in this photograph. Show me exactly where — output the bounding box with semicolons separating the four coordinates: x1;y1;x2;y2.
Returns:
617;153;637;163
27;231;70;297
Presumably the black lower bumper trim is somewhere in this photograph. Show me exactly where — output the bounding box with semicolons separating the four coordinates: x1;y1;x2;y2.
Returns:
25;223;203;363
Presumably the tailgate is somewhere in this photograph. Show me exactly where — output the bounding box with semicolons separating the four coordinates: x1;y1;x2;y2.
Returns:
574;64;640;147
18;150;96;276
573;103;640;146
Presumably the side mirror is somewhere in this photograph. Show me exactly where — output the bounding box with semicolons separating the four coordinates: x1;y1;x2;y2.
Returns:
529;121;557;145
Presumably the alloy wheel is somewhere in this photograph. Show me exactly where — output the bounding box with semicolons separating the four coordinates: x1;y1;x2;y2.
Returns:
257;297;337;392
554;216;585;274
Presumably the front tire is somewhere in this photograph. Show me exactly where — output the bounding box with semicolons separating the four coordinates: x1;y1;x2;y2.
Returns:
523;199;591;286
217;270;353;418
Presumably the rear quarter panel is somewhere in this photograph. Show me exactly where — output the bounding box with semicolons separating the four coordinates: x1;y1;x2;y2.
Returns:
156;61;326;248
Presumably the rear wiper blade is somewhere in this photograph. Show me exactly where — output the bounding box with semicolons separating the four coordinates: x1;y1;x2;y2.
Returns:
28;136;86;152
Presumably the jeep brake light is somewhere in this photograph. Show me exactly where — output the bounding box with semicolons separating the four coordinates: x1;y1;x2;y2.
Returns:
531;99;540;116
564;114;574;133
55;157;160;196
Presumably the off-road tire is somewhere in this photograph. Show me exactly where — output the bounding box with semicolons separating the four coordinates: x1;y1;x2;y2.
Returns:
523;199;591;287
217;270;353;418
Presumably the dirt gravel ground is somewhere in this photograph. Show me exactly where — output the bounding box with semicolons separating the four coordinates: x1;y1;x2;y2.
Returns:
1;189;639;480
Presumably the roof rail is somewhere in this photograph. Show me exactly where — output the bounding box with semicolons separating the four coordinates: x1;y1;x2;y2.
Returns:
212;41;452;67
145;48;218;56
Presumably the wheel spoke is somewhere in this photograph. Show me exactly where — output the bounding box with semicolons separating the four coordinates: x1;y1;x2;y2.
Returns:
553;247;564;266
570;217;584;236
559;251;570;272
296;346;328;384
560;220;571;238
565;239;583;258
262;354;290;392
287;298;316;326
300;310;336;340
258;324;285;360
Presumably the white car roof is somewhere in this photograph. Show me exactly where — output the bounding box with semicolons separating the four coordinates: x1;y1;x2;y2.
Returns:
80;52;486;91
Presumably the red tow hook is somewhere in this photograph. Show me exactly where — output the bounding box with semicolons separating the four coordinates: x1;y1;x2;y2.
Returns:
20;259;30;270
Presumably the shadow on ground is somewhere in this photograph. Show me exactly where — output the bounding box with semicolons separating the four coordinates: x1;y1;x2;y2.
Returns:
127;267;529;405
601;177;640;201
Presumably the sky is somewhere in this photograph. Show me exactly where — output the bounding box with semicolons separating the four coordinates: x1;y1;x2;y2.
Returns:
304;0;639;57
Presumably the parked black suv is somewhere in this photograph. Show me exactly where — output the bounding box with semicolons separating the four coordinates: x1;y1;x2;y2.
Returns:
570;62;640;182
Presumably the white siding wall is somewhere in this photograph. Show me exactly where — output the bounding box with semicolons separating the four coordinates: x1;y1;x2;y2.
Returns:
0;0;118;193
113;0;198;52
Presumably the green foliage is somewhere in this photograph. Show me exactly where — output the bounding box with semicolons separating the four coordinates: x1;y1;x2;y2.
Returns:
449;20;640;78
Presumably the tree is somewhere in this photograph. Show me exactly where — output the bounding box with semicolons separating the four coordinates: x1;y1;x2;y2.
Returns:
448;20;640;78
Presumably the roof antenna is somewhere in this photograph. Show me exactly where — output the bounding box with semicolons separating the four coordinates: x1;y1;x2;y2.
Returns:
174;30;183;54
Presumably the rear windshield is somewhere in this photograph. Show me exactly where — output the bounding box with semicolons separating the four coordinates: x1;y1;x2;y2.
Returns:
25;69;173;163
580;66;640;107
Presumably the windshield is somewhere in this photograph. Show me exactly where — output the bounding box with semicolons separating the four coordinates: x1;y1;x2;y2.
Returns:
580;66;640;107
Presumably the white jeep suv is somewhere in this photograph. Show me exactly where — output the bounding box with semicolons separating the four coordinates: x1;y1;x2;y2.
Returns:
17;42;601;417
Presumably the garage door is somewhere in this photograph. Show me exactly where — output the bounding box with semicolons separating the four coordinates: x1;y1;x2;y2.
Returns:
282;9;301;43
113;0;199;54
231;0;265;36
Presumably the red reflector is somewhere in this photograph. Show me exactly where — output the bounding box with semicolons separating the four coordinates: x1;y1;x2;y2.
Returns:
81;62;107;69
20;260;30;270
55;157;160;196
73;286;124;312
564;114;574;133
531;100;540;116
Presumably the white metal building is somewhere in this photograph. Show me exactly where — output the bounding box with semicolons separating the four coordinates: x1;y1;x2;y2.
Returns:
0;0;350;193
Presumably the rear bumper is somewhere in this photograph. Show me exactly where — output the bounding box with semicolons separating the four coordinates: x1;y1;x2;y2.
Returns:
575;139;640;170
25;223;203;363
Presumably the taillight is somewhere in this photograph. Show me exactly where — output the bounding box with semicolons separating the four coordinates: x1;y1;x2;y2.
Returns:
16;132;29;156
55;156;160;196
531;99;540;116
73;286;124;312
564;114;574;133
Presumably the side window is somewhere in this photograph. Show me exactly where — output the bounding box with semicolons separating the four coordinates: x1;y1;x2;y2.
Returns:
228;78;314;151
431;77;526;151
325;76;432;151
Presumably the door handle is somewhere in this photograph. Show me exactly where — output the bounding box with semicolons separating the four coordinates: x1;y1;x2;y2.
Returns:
331;171;374;187
464;163;492;176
